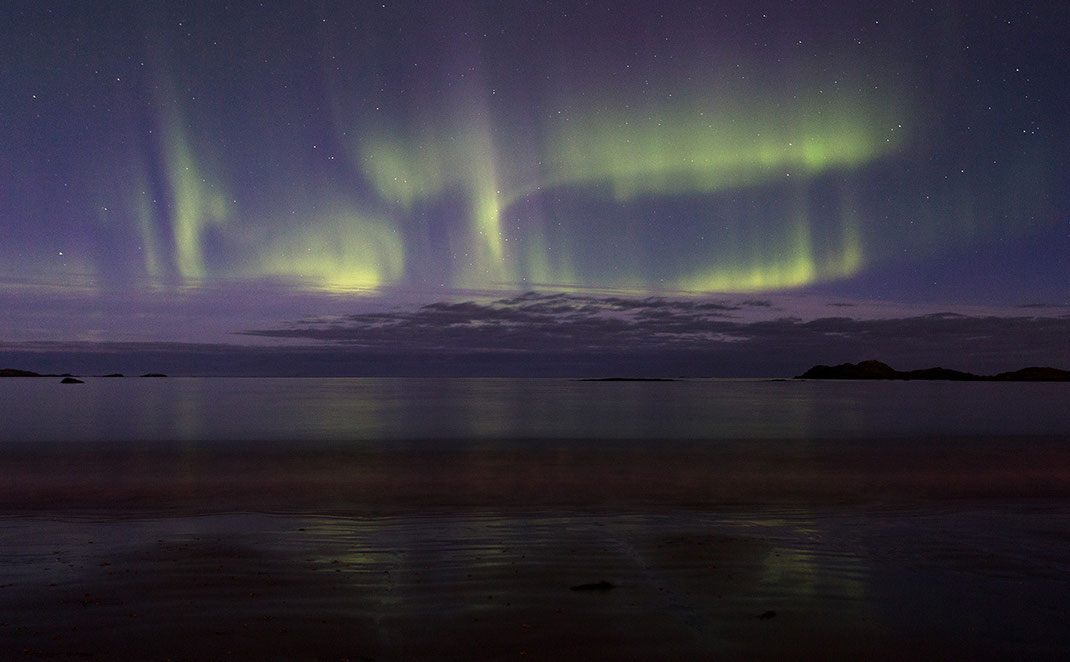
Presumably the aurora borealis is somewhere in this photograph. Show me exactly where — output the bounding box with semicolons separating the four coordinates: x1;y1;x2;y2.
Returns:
2;1;1068;374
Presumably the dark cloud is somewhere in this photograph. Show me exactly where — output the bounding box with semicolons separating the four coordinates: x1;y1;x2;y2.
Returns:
229;293;1070;375
239;292;749;353
4;293;1068;377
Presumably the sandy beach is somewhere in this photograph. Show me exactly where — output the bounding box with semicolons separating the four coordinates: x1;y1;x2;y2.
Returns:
3;439;1070;660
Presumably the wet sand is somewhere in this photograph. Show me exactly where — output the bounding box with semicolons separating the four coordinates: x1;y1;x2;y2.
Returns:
5;436;1070;512
3;440;1070;660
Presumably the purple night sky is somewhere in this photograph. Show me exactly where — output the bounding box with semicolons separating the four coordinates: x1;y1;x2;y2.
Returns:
1;1;1068;376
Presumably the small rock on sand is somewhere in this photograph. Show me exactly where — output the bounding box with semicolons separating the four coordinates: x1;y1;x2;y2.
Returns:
570;581;615;591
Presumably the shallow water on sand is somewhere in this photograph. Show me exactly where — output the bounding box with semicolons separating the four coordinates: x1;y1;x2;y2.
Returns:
1;504;1068;660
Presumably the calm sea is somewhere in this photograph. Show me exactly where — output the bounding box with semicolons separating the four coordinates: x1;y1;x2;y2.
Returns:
3;376;1068;508
2;376;1069;443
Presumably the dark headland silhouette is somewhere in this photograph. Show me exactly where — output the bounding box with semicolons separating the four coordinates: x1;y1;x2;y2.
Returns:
1;369;167;379
3;364;1067;381
0;368;43;377
797;360;1070;381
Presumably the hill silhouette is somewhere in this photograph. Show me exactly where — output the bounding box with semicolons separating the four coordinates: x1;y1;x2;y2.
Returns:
797;360;1070;381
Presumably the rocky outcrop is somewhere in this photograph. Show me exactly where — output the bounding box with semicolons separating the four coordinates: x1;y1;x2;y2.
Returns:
0;368;43;377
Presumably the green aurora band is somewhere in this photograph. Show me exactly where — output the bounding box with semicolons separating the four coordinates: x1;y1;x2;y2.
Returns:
350;89;902;293
7;2;1064;312
123;81;905;295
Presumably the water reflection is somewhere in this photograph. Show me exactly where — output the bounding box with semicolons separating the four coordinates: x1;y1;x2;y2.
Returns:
4;505;1067;660
277;508;877;654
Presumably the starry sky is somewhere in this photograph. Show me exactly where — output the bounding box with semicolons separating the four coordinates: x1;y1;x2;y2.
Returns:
1;1;1068;376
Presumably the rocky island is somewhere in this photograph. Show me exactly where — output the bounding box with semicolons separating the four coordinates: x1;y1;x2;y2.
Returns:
1;368;166;379
578;377;678;382
797;360;1070;381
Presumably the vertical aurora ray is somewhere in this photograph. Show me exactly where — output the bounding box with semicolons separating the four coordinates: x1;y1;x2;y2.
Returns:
670;176;870;293
355;108;515;290
159;107;229;283
115;61;233;289
115;141;173;288
520;227;581;290
829;184;866;280
130;185;165;283
457;107;511;289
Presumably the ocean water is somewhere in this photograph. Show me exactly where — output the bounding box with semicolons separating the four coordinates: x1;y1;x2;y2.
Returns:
2;376;1069;444
2;376;1069;508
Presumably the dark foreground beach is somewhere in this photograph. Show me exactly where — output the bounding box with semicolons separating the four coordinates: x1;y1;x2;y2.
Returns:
3;437;1070;661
